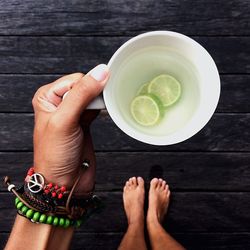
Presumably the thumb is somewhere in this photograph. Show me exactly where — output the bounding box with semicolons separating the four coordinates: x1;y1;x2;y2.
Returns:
56;64;109;126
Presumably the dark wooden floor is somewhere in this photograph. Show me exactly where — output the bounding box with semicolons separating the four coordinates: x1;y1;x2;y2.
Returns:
0;0;250;249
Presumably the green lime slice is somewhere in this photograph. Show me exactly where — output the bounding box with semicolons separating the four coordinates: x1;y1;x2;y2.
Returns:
148;74;181;107
137;82;149;95
130;95;161;126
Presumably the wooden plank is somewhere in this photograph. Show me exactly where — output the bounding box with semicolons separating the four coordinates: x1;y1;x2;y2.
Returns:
0;36;249;74
1;232;249;250
0;113;250;152
0;75;58;113
1;192;250;233
0;0;249;36
172;233;250;250
1;152;250;192
0;74;249;113
0;233;123;250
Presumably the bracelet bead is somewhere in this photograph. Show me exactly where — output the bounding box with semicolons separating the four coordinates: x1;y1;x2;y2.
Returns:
21;205;29;214
53;216;59;226
46;215;53;224
59;218;65;226
32;212;41;222
39;214;47;223
58;193;63;199
26;209;34;219
64;218;70;228
15;197;20;206
16;201;24;210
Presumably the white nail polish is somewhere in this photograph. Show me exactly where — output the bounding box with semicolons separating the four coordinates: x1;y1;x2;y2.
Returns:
89;64;109;81
62;91;69;100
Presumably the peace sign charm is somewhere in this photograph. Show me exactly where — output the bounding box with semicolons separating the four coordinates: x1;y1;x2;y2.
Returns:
27;173;45;193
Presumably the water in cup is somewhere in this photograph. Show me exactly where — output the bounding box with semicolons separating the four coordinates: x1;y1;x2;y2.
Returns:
112;46;201;136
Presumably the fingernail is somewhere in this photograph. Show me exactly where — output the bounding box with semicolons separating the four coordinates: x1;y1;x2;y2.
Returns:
62;91;69;100
89;64;109;81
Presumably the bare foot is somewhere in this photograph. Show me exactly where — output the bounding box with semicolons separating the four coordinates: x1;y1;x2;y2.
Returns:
147;178;170;225
123;177;145;225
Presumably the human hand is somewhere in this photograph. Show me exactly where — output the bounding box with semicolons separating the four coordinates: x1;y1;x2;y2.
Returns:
32;64;109;191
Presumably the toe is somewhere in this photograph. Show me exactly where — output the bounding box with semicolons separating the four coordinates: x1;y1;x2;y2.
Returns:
167;190;171;198
131;177;137;185
129;178;133;185
150;178;159;189
126;181;130;188
165;184;169;191
162;180;166;190
157;179;163;189
137;177;144;188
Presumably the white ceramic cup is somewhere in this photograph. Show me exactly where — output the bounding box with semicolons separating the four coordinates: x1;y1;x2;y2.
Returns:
89;31;220;145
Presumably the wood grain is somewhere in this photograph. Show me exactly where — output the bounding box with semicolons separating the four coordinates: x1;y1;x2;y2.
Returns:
1;232;249;250
1;152;250;192
0;0;249;249
0;0;249;36
1;192;250;233
0;74;249;113
0;36;249;74
0;113;250;152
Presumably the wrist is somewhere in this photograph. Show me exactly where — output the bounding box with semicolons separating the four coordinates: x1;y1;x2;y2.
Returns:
33;161;79;190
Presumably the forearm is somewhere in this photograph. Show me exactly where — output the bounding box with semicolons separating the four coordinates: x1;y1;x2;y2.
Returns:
5;214;51;250
5;214;74;250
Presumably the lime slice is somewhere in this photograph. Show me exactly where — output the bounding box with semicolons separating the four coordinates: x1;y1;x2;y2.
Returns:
137;82;149;95
130;95;161;126
148;74;181;107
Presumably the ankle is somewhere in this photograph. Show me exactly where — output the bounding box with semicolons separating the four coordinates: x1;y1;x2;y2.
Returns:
147;218;164;238
128;214;144;227
147;210;161;224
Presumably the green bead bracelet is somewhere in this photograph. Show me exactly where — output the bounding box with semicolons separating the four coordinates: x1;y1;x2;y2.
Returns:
15;199;82;228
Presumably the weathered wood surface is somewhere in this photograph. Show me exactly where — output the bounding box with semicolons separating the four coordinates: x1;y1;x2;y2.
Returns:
1;192;250;233
0;0;249;36
1;232;249;250
0;36;249;74
0;0;250;249
1;152;250;192
0;113;250;152
0;74;249;113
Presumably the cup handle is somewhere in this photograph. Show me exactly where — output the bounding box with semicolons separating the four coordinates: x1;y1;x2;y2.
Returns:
63;91;106;110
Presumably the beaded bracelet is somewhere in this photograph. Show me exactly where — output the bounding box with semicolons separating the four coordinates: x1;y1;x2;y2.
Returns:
15;197;83;228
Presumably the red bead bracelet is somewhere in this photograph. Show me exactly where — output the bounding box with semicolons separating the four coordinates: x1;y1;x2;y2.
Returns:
25;167;67;200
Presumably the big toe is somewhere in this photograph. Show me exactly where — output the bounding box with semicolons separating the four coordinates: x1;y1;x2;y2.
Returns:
150;178;159;189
